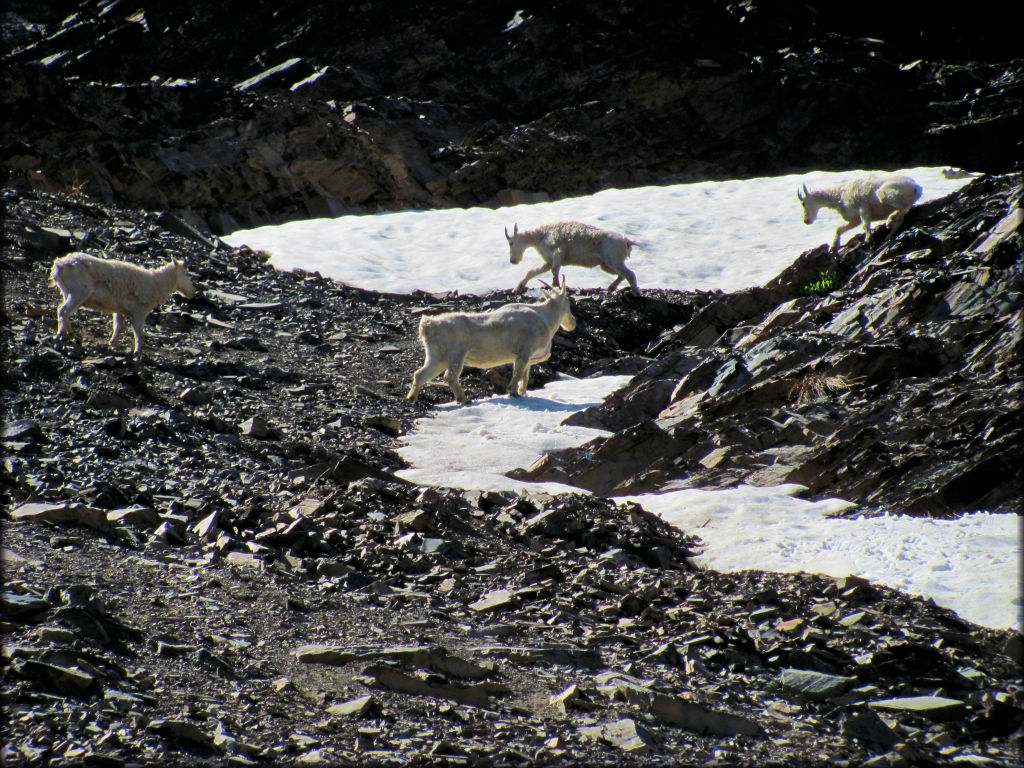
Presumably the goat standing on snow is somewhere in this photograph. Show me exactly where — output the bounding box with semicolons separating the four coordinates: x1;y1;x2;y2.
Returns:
407;278;576;405
50;252;196;358
506;221;641;293
798;174;923;251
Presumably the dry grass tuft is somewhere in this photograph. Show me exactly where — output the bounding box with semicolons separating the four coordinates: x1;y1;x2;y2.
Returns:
67;169;88;198
787;371;860;404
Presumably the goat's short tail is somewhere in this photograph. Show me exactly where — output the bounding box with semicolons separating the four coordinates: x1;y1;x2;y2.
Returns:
417;314;438;343
48;260;61;287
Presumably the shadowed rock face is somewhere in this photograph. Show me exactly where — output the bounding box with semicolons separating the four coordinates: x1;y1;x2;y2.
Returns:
2;1;1022;233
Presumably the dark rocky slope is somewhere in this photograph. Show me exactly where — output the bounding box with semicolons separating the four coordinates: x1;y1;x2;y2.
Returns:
3;1;1022;232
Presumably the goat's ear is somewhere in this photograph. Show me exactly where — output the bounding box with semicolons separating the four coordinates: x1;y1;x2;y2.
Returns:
797;187;804;201
514;223;519;236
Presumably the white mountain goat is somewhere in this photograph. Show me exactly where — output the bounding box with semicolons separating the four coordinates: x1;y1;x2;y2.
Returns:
505;221;640;293
50;252;196;358
407;279;576;405
797;174;923;251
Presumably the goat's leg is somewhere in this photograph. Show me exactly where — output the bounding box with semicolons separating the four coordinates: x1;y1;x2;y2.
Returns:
516;363;532;396
516;263;551;292
602;264;623;290
445;351;468;404
831;221;859;250
407;352;447;401
55;293;84;340
858;207;876;241
885;209;908;237
109;313;126;348
614;264;639;293
509;353;531;397
548;249;563;288
129;311;147;358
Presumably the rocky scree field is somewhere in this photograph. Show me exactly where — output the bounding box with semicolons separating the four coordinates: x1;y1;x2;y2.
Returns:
1;178;1023;767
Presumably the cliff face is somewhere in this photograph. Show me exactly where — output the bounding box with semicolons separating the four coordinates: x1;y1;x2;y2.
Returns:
4;1;1023;233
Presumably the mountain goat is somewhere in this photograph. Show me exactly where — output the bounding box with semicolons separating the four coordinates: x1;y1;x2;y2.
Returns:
50;252;196;358
505;221;640;293
407;279;576;405
797;174;923;250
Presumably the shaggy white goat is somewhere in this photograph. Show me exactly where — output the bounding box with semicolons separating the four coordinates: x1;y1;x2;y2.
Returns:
50;252;196;358
407;279;576;405
797;174;923;250
505;221;640;292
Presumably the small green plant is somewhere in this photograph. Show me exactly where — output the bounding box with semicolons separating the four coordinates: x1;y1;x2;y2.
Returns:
800;269;839;297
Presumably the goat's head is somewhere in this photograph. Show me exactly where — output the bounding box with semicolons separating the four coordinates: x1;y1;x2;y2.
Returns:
172;258;197;299
505;223;527;264
797;184;822;225
541;276;576;332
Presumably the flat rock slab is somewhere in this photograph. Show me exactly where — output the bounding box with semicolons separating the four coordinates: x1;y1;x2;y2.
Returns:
9;502;117;534
294;645;489;679
363;665;493;707
1;419;45;441
15;659;96;695
650;694;762;737
468;589;522;613
868;696;967;720
2;592;52;618
779;668;856;701
206;289;252;305
236;302;284;310
579;718;656;753
147;718;215;748
325;694;378;717
469;644;603;667
106;505;161;528
840;709;899;745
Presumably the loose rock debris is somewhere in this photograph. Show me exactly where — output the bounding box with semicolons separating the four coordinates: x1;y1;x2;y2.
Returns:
2;188;1022;766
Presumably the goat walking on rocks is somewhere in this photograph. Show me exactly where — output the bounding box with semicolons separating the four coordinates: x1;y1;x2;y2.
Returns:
798;174;922;251
407;279;576;405
506;221;640;293
50;252;196;358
